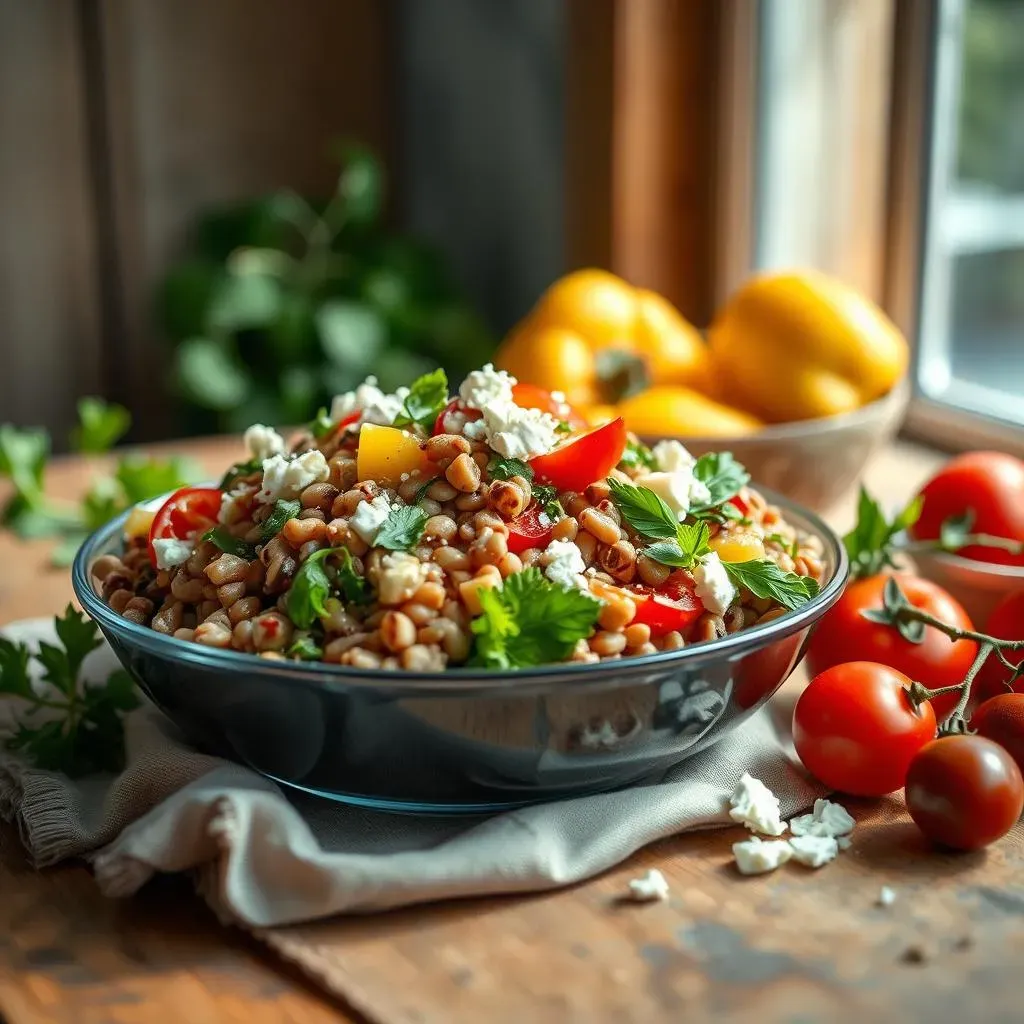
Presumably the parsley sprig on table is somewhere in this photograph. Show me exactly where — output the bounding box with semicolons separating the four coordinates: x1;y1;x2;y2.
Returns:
0;398;198;566
0;606;138;776
470;568;600;669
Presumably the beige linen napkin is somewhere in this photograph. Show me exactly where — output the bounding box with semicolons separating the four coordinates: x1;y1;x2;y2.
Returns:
0;618;822;928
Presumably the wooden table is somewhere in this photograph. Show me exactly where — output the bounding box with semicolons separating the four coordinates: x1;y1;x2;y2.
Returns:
2;437;1022;1024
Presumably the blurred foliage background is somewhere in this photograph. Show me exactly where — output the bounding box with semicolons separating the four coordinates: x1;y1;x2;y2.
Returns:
159;143;496;435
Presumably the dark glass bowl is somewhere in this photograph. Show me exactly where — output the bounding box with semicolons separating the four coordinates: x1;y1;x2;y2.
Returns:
72;492;848;813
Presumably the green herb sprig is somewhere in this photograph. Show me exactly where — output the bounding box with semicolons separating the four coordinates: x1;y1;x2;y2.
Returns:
392;369;449;432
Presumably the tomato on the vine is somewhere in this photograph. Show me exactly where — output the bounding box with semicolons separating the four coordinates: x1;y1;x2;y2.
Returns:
973;591;1024;706
910;451;1024;566
905;735;1024;851
972;694;1024;776
806;573;977;720
148;487;221;565
793;662;936;796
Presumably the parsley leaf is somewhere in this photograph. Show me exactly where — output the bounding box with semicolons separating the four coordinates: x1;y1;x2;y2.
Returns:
393;368;449;431
0;605;139;776
489;456;534;482
618;439;657;472
532;482;558;507
555;420;573;434
261;498;301;540
284;549;337;629
543;498;566;520
336;547;371;604
606;478;679;540
690;452;750;512
202;526;256;559
644;521;711;569
470;567;600;669
307;407;336;439
414;476;441;504
70;397;131;454
843;486;923;578
288;636;324;661
375;505;428;551
219;457;263;490
722;560;820;611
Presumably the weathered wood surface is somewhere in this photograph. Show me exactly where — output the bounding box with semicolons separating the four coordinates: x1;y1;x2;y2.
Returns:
8;437;1018;1024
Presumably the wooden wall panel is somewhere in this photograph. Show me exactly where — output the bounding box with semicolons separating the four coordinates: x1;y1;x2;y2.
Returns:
97;0;393;438
0;0;103;439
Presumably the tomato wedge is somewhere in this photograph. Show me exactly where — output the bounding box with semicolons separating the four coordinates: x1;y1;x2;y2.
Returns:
147;487;222;565
511;383;588;430
632;571;705;638
432;398;482;436
506;505;555;554
529;417;628;494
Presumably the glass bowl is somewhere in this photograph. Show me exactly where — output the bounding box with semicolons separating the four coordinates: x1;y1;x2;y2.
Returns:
72;491;848;813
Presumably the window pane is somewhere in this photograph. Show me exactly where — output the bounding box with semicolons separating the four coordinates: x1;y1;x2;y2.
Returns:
918;0;1024;429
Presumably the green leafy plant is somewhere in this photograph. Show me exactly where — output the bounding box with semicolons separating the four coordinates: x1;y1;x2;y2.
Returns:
0;606;138;776
160;143;495;434
0;399;198;566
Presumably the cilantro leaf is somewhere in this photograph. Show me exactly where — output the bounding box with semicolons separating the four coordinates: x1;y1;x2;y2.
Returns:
393;368;449;431
219;457;263;490
261;498;301;540
644;521;711;569
606;478;679;540
307;407;336;439
413;476;441;504
336;547;371;604
288;636;324;661
489;457;534;482
722;559;820;611
202;525;256;559
284;549;337;629
618;439;656;472
70;397;131;454
690;452;750;511
470;567;600;669
375;505;428;551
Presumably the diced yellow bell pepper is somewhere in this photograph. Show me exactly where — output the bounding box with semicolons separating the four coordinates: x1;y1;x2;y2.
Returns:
123;506;156;540
710;532;766;563
356;424;428;486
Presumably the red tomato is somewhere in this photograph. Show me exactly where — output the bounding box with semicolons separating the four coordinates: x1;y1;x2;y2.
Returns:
793;662;936;796
974;591;1024;705
529;418;628;494
506;505;555;555
972;694;1024;776
631;572;705;638
911;451;1024;566
510;383;588;430
432;399;482;436
806;573;977;720
148;487;222;565
905;735;1024;851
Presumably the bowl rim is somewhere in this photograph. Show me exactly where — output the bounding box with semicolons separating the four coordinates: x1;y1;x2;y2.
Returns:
72;486;849;692
643;375;911;445
910;546;1024;579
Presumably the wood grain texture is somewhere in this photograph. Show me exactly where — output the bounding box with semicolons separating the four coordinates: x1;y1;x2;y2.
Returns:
0;0;103;440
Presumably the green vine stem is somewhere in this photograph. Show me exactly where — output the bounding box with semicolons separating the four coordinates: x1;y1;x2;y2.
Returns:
897;534;1024;559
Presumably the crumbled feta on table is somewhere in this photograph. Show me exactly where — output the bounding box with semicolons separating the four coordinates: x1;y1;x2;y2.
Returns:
877;886;897;907
733;837;793;875
788;834;839;868
627;868;670;902
541;539;588;590
728;773;786;836
349;494;393;545
256;451;330;504
789;798;856;838
693;552;737;616
243;423;286;461
152;537;194;570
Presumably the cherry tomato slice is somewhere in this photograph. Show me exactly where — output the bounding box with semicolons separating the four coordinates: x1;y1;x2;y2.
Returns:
507;505;555;555
632;571;704;638
432;398;482;436
147;486;222;565
511;383;588;430
529;418;628;494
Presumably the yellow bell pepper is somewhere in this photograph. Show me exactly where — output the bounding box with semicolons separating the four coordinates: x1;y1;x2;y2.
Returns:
708;270;909;422
357;424;428;485
495;269;711;403
617;386;762;438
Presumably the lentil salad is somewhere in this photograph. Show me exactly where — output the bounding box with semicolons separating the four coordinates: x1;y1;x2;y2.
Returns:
91;366;824;671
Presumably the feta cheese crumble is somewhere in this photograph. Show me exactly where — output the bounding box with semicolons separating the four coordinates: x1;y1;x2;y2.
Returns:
877;886;897;907
693;552;737;616
733;837;793;875
329;376;410;429
459;363;516;408
634;467;710;520
789;798;855;838
349;494;393;545
541;538;588;590
578;720;620;750
243;423;286;461
728;773;786;836
788;834;839;868
651;439;696;474
256;451;330;504
627;868;670;902
152;537;194;570
218;485;254;525
375;552;427;605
